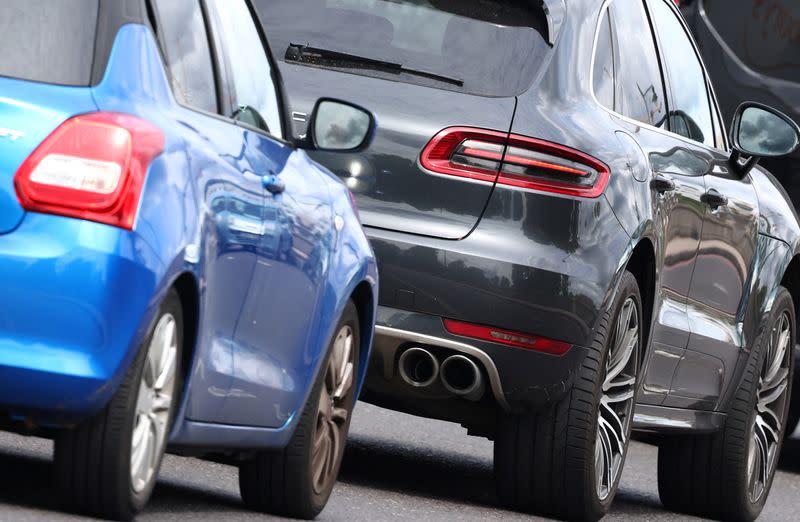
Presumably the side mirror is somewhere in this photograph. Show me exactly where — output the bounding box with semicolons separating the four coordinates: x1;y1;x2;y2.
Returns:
305;98;376;152
729;102;800;174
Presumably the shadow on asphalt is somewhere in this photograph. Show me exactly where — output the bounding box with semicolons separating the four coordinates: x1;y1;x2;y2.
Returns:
0;451;61;512
338;435;497;508
147;482;247;515
338;435;668;518
778;436;800;472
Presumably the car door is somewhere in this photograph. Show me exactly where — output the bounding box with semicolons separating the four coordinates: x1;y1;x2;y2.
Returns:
645;0;760;410
148;0;271;422
206;0;334;428
600;0;708;406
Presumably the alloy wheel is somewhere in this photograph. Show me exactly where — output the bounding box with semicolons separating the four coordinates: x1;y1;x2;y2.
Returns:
595;297;639;501
312;324;355;495
131;313;178;493
747;311;792;503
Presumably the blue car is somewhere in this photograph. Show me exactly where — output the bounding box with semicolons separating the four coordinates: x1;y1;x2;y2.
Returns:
0;0;378;519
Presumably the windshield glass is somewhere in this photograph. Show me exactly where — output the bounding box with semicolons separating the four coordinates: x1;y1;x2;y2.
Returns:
257;0;549;97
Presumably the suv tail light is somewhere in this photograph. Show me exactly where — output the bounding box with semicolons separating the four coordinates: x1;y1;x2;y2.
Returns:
444;318;571;355
14;112;165;230
420;127;610;198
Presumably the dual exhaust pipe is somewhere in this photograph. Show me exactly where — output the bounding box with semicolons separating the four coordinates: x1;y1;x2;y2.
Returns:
398;347;485;401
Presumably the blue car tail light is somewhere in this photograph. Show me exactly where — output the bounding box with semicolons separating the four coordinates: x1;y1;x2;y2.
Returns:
14;112;164;230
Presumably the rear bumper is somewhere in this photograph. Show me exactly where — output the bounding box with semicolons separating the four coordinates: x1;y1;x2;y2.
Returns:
362;307;590;418
0;213;160;423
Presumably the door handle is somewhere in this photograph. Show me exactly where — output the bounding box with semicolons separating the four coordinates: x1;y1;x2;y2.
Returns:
701;188;728;209
262;175;285;195
650;174;675;194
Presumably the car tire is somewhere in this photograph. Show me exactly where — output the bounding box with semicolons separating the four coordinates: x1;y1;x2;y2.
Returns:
495;270;642;521
657;286;795;522
239;300;360;519
785;348;800;438
54;289;183;521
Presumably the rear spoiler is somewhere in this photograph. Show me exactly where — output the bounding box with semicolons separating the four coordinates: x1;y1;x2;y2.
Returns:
429;0;565;47
540;0;566;46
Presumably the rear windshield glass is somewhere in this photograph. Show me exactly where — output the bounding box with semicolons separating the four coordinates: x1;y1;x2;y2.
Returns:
704;0;800;84
257;0;550;97
0;0;98;86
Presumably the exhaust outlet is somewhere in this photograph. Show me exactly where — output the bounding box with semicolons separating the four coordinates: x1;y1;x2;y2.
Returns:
398;347;439;388
440;355;485;401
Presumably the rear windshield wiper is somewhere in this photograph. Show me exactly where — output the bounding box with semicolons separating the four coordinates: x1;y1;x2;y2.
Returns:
285;44;464;87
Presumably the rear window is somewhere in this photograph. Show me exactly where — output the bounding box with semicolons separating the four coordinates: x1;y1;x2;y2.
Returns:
257;0;550;97
0;0;98;86
704;0;800;84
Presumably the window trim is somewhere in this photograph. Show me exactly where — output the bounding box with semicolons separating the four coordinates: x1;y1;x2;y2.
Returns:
203;0;293;143
644;0;728;151
592;7;617;112
589;0;730;152
146;0;223;118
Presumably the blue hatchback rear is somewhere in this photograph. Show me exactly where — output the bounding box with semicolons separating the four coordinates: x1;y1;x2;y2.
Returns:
0;0;377;519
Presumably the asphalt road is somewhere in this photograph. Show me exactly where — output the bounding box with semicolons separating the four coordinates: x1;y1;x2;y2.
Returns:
2;402;800;521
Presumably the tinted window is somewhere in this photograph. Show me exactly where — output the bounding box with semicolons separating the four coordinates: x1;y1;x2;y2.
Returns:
152;0;217;113
610;0;667;127
257;0;550;97
705;0;800;84
593;9;616;110
211;0;283;139
649;0;714;147
0;0;97;86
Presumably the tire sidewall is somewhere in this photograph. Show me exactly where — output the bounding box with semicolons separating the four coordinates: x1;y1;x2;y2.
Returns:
306;301;361;513
588;271;643;515
733;288;795;520
128;290;184;512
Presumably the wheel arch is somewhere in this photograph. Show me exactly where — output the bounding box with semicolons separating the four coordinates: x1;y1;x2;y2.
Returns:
781;254;800;327
170;271;200;404
623;237;656;370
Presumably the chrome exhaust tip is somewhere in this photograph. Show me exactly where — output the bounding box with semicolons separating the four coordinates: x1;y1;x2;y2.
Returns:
398;347;439;388
440;355;485;401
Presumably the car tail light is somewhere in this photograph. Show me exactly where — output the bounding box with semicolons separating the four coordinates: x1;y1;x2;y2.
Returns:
420;127;610;198
14;112;165;230
443;318;572;356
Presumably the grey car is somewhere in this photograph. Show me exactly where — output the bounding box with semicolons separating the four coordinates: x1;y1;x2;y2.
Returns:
258;0;800;519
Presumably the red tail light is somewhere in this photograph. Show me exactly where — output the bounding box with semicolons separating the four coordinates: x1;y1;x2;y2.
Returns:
443;318;572;356
420;127;610;198
14;112;165;230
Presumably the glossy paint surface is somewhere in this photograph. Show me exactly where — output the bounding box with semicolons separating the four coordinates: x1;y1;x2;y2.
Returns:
274;0;800;427
0;24;378;449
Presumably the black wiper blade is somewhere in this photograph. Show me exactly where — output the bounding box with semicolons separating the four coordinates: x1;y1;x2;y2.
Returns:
285;44;464;87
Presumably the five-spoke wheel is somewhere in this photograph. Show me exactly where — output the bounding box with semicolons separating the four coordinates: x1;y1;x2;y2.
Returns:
239;300;361;520
55;290;183;520
312;324;356;496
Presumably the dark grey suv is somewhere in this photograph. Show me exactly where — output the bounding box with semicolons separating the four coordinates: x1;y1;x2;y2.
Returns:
257;0;800;519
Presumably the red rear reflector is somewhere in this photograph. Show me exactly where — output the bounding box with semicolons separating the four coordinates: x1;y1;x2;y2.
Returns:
419;127;610;198
14;112;165;230
443;318;572;356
